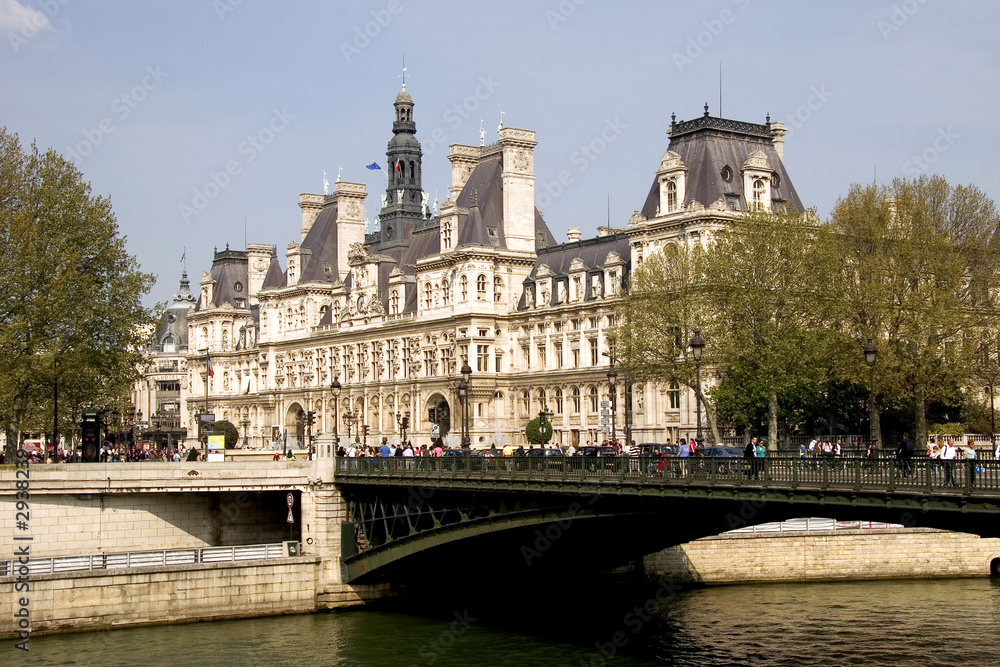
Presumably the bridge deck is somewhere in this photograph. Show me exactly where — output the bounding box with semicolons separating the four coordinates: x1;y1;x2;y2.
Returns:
335;455;1000;500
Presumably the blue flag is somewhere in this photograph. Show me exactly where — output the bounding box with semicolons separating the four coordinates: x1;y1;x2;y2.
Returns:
366;162;382;170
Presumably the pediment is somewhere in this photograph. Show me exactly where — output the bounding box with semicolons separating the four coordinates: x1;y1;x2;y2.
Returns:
743;150;771;172
659;150;686;172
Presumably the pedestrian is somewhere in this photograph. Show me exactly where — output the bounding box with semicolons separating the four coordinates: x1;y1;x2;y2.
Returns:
941;437;958;485
744;438;757;479
964;439;978;486
678;438;690;477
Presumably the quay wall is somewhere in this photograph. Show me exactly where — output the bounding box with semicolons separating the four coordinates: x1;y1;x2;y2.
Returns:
0;558;319;639
644;528;1000;584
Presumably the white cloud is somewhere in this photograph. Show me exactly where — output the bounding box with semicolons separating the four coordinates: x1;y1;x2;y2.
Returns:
0;0;52;32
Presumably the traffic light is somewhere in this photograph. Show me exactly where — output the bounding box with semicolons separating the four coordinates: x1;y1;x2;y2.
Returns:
363;424;370;436
306;411;316;426
428;408;435;423
401;415;410;430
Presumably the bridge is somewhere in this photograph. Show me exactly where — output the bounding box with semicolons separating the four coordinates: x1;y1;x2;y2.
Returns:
333;456;1000;582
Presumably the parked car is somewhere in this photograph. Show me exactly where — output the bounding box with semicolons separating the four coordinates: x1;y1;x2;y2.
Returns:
571;445;620;472
701;446;744;473
527;446;564;471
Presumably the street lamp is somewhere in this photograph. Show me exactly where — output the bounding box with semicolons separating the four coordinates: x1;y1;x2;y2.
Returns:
331;377;341;448
240;418;251;449
607;364;618;449
457;379;470;449
396;410;410;443
864;337;878;449
689;330;704;449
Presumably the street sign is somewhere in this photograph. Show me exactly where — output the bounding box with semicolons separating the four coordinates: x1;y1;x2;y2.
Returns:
600;418;611;425
286;508;294;524
600;428;610;434
286;493;294;508
600;401;611;408
601;410;611;416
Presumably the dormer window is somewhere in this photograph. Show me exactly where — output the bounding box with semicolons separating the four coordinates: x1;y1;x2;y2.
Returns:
486;226;499;246
666;180;678;212
721;165;733;182
752;178;766;210
657;150;687;216
726;194;741;210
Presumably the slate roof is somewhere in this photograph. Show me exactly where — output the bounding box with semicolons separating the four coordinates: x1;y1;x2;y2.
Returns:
518;233;630;309
299;202;341;282
197;248;249;310
152;271;196;347
262;253;286;289
640;114;804;218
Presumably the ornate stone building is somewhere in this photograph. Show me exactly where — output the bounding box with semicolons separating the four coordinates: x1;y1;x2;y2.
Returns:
135;90;800;451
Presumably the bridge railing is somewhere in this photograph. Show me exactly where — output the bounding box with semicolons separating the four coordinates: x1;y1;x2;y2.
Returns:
1;542;297;578
334;455;1000;493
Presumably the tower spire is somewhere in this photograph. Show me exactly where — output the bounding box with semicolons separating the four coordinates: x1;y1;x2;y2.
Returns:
399;53;407;90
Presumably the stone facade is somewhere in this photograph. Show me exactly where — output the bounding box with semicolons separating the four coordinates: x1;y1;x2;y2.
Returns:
644;529;1000;584
134;94;805;452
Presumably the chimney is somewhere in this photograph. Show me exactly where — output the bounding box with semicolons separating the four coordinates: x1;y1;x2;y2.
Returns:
567;227;582;243
769;121;787;161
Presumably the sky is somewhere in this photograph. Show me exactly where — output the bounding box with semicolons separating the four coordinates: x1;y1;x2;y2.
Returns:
2;0;998;306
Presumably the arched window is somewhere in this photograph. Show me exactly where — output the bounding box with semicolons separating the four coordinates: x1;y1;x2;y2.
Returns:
571;386;581;413
442;219;453;249
555;388;564;414
390;290;399;316
520;390;530;416
477;275;488;301
668;381;681;410
667;180;677;212
222;330;229;350
162;335;175;353
442;280;450;306
460;275;468;301
588;385;598;412
753;178;766;209
423;282;433;309
537;388;547;412
494;276;503;303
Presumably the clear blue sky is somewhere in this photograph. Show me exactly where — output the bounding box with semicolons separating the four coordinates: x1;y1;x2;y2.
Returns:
2;0;997;305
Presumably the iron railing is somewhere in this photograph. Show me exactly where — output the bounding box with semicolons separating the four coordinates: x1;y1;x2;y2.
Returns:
334;455;1000;494
1;542;294;578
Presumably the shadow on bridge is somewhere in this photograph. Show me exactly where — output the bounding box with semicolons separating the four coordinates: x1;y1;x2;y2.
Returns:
335;456;1000;584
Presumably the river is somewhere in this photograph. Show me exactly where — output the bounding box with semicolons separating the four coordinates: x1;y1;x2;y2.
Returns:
8;577;1000;666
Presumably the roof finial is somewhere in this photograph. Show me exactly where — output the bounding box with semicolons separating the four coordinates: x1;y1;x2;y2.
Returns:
471;189;478;207
671;112;676;126
766;113;771;124
497;109;505;134
399;53;407;90
704;102;710;117
336;166;342;182
323;170;329;195
479;118;486;146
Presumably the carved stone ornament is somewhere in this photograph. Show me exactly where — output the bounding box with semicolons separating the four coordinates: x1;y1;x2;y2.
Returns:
347;242;370;266
513;149;530;171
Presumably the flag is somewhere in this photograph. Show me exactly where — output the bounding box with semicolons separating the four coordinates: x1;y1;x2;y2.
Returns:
206;353;214;378
366;162;382;171
394;160;400;172
180;249;185;263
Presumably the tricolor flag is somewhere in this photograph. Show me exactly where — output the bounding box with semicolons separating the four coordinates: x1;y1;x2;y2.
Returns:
394;160;401;173
206;353;214;378
366;162;382;171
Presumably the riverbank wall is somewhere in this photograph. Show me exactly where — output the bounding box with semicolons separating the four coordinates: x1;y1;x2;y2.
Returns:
643;528;1000;584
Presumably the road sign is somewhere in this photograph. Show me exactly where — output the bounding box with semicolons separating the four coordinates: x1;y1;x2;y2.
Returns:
601;410;611;416
600;418;611;425
286;508;294;524
286;493;294;508
600;428;610;434
600;401;611;408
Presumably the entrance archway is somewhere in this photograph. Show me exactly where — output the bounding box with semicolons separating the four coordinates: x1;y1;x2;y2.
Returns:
285;402;305;450
426;395;451;441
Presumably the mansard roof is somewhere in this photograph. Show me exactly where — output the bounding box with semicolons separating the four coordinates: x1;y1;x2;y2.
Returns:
518;232;630;309
299;202;341;282
640;113;803;217
197;247;249;310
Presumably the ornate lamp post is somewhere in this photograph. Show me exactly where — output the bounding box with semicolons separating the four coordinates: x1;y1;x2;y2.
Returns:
864;337;879;448
689;330;704;449
343;410;358;443
606;364;618;448
396;410;410;443
460;361;472;449
331;377;341;448
239;418;251;449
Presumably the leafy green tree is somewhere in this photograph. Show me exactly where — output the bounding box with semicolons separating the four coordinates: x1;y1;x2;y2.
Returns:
703;208;840;449
0;127;154;461
213;420;240;449
525;417;553;445
829;176;1000;447
616;242;722;444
